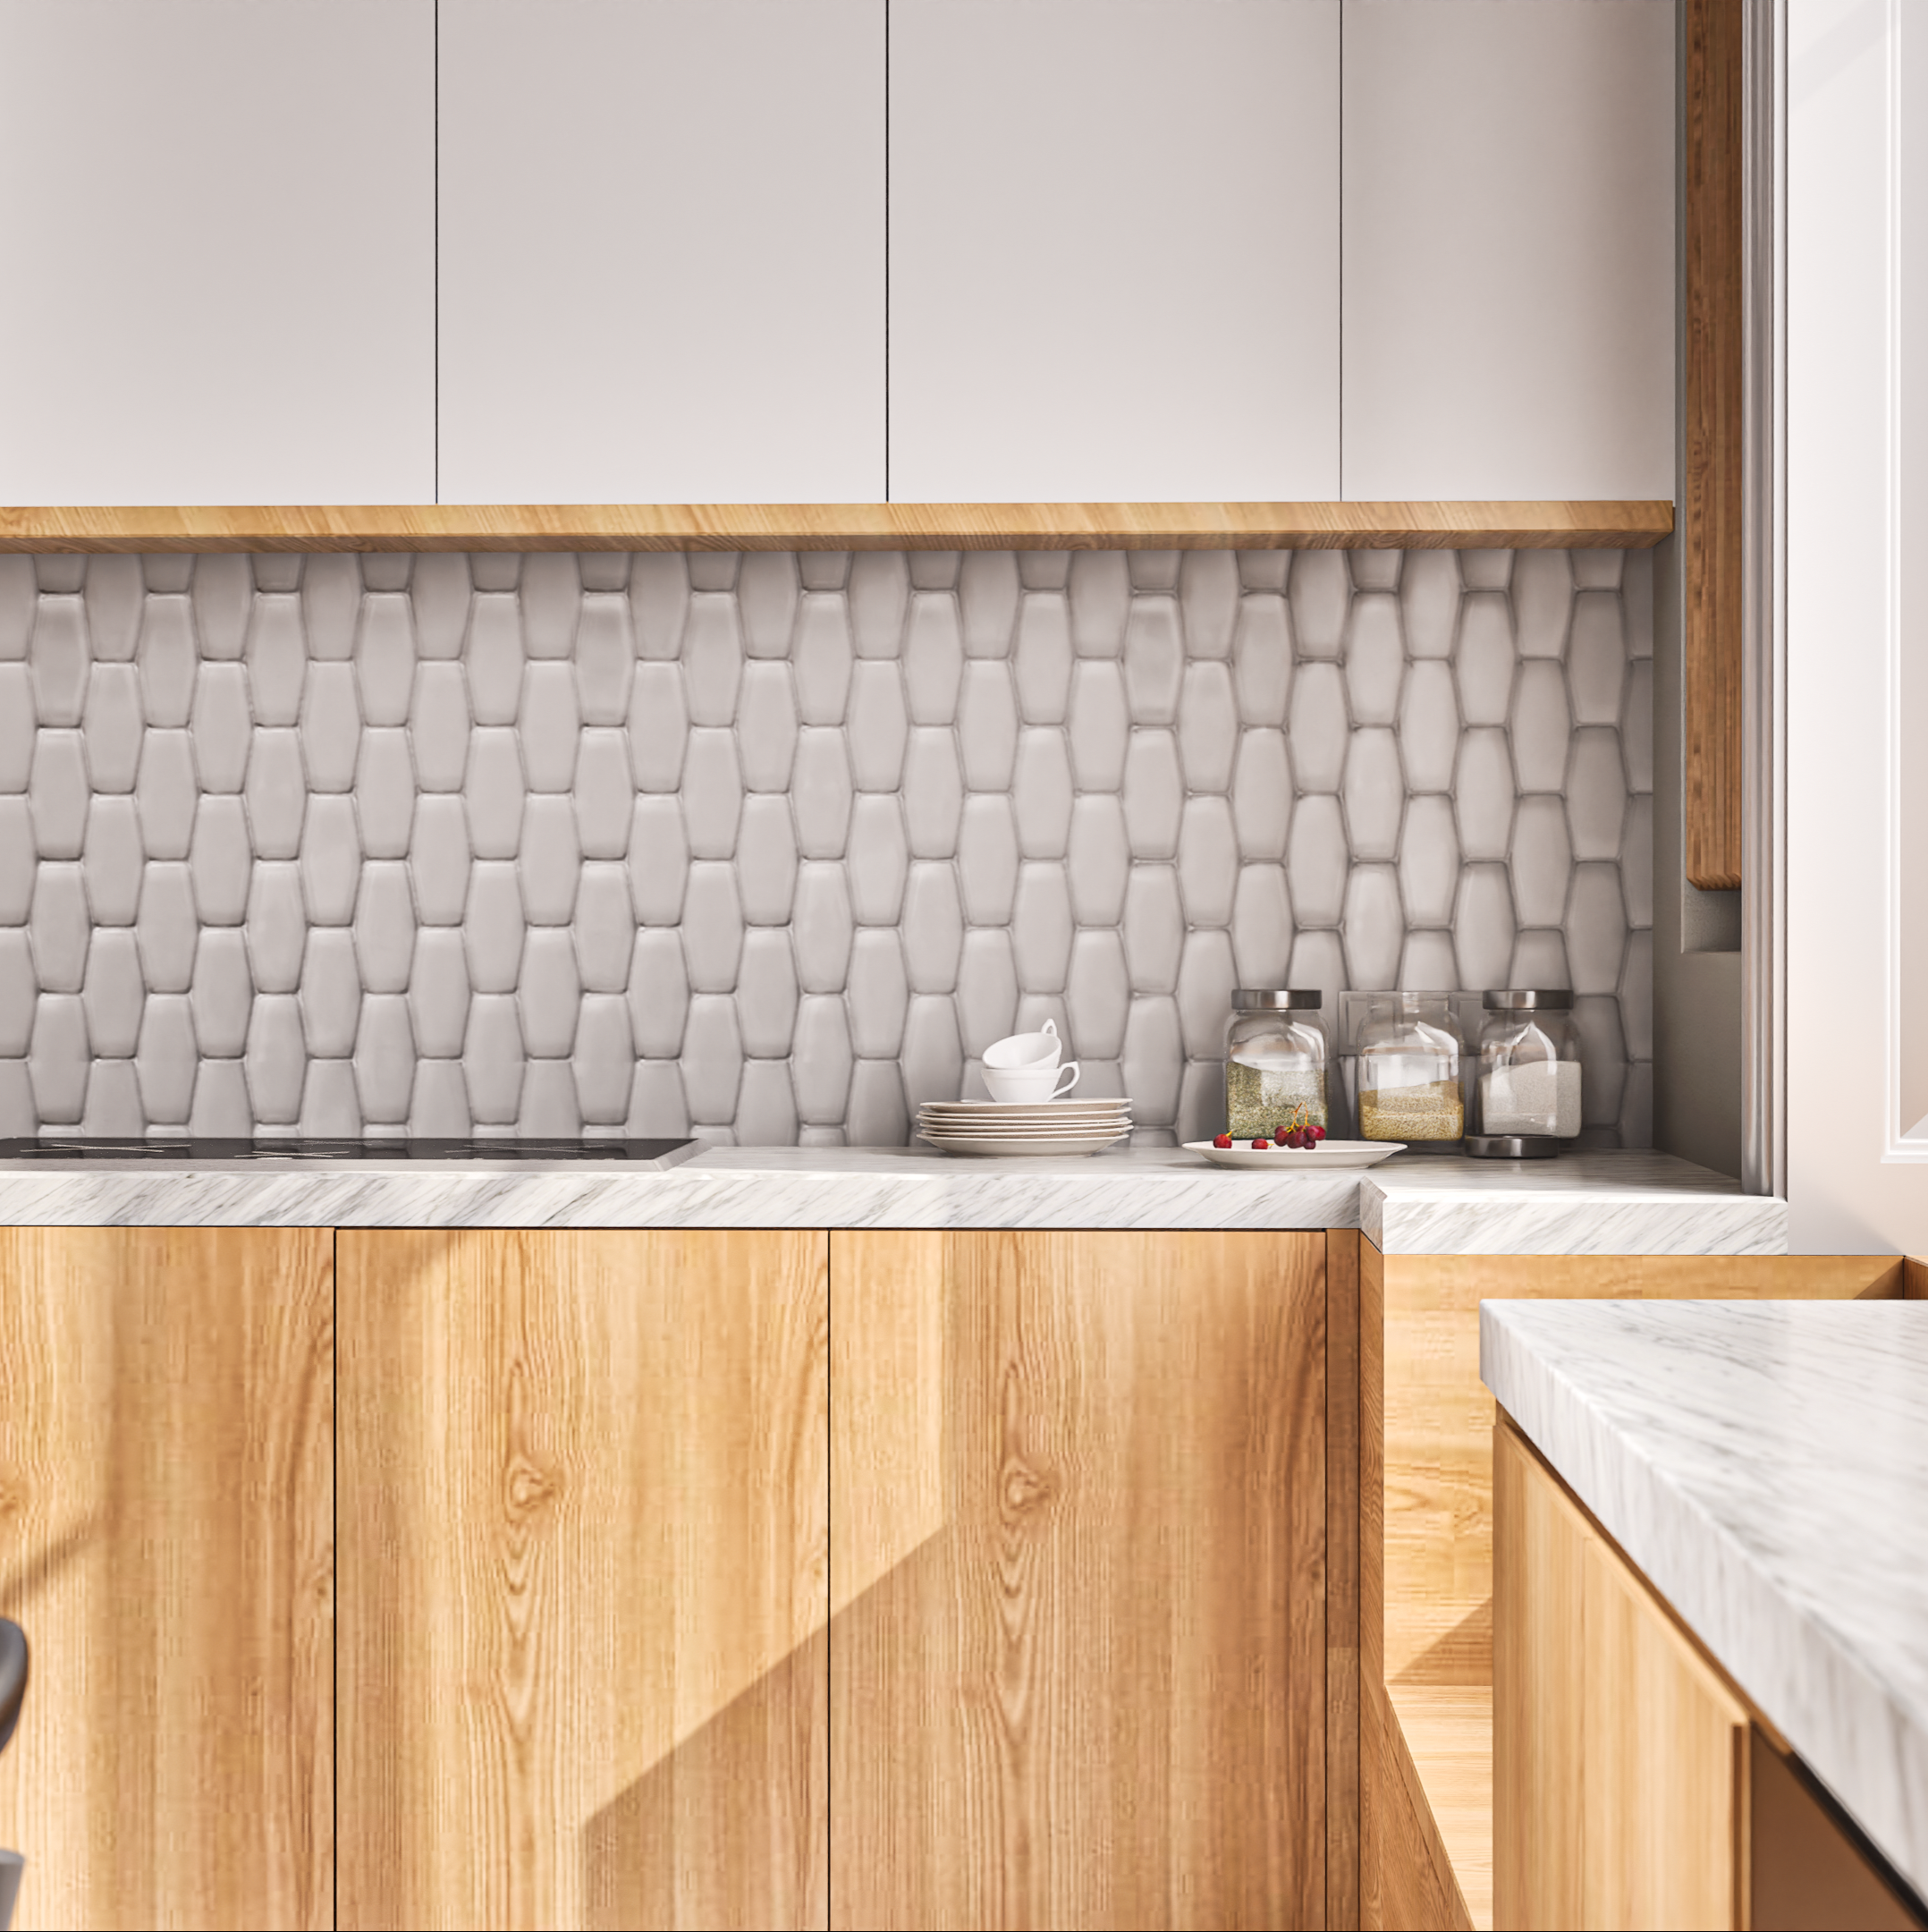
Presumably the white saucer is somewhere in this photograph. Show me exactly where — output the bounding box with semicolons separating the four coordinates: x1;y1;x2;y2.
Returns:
1185;1139;1406;1170
920;1100;1131;1116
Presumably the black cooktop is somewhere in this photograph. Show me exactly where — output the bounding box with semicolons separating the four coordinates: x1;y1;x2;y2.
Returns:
0;1139;703;1166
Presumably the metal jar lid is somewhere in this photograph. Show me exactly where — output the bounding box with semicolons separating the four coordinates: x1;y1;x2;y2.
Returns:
1481;988;1574;1011
1231;989;1323;1011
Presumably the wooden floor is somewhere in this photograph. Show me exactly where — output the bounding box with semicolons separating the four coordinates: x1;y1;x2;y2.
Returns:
1389;1687;1493;1929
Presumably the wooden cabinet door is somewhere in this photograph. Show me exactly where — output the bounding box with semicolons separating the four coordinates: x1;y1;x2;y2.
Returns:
437;1;884;504
1494;1418;1745;1932
1494;1414;1590;1929
829;1230;1327;1931
887;1;1340;502
0;1;434;505
1580;1537;1746;1930
338;1231;829;1932
1341;1;1675;501
0;1229;334;1932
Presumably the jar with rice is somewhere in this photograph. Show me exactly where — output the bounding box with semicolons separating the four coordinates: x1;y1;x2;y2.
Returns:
1353;993;1466;1145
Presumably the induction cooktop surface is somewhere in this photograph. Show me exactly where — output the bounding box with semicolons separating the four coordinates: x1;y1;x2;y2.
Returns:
0;1138;704;1167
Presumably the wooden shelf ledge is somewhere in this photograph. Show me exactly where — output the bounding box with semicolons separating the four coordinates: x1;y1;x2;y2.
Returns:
0;499;1675;555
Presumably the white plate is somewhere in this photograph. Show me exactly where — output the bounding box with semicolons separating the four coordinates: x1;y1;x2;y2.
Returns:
920;1131;1132;1157
1184;1139;1406;1170
918;1127;1132;1141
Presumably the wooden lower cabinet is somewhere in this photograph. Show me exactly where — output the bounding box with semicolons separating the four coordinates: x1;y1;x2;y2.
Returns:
829;1230;1331;1931
0;1228;335;1932
336;1230;830;1932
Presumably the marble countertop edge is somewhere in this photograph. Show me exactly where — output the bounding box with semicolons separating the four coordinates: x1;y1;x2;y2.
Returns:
0;1146;1782;1250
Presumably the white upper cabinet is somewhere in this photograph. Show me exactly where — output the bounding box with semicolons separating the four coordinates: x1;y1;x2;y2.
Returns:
888;1;1340;504
1341;0;1676;504
0;1;435;507
437;1;885;505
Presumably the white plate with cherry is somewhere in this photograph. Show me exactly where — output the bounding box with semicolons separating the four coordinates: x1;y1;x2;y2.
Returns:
1186;1131;1407;1170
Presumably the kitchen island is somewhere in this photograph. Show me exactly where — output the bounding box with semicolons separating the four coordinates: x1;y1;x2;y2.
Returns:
1483;1298;1928;1919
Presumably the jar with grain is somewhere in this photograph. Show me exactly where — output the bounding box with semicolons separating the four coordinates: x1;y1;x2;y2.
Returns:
1354;993;1466;1146
1470;989;1582;1155
1224;990;1328;1139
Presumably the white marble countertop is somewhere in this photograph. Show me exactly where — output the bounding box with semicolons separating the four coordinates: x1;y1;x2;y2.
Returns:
1483;1299;1928;1899
0;1144;1783;1253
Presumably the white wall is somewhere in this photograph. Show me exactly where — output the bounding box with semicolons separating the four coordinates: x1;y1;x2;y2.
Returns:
1787;0;1928;1250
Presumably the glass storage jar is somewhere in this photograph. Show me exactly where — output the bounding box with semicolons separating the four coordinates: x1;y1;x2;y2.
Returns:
1470;990;1582;1155
1224;991;1328;1138
1354;993;1466;1145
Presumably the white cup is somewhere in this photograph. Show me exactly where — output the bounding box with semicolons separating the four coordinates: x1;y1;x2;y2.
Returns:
983;1017;1062;1071
983;1061;1081;1104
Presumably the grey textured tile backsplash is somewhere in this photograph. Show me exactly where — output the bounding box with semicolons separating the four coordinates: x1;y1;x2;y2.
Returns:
0;545;1653;1146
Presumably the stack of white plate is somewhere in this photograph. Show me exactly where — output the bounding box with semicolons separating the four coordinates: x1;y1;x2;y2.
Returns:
917;1098;1134;1157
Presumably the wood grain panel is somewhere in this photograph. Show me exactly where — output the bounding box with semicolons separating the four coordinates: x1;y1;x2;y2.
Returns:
337;1230;828;1932
1493;1420;1586;1931
0;500;1675;555
1360;1236;1387;1930
1684;0;1746;890
1907;1257;1928;1299
830;1231;1326;1931
1371;1250;1903;1930
1582;1536;1746;1929
1327;1231;1362;1932
0;1229;334;1931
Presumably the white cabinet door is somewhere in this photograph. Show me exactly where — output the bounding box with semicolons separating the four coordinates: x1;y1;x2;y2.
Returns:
888;0;1340;504
1341;0;1675;503
438;0;885;505
0;1;435;506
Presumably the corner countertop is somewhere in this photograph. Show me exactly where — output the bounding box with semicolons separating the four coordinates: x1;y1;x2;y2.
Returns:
1482;1299;1928;1899
0;1144;1783;1253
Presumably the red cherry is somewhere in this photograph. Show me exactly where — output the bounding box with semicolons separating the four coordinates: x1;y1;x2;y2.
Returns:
1213;1132;1233;1149
1309;1124;1326;1144
1251;1138;1270;1149
1283;1128;1305;1148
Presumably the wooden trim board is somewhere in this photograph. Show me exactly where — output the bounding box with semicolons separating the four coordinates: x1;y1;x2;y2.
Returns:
1683;0;1745;889
0;499;1675;554
1328;1231;1363;1932
1365;1249;1908;1931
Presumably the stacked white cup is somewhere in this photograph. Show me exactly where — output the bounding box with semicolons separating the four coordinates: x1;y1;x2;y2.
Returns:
980;1019;1081;1104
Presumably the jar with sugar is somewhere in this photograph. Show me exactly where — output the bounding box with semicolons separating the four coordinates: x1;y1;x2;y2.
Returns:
1469;990;1582;1156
